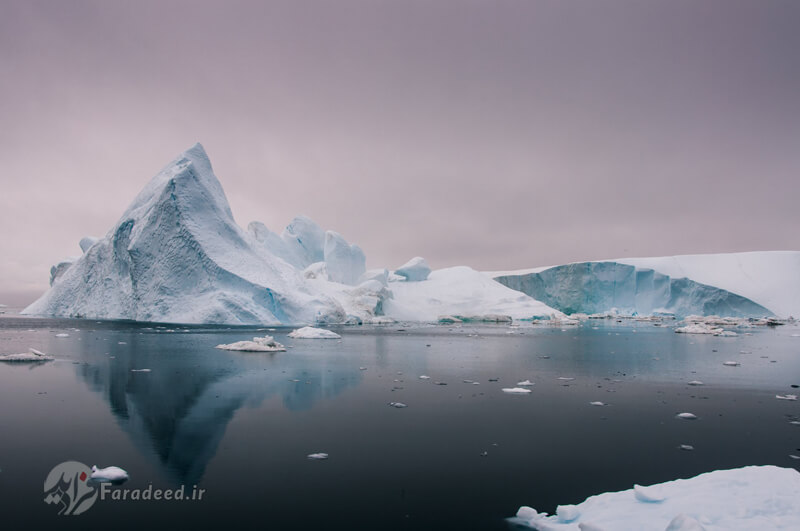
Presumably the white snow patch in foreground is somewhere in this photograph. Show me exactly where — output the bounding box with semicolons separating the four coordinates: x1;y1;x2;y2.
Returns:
215;336;286;352
287;326;341;339
0;348;54;362
511;465;800;530
90;465;129;482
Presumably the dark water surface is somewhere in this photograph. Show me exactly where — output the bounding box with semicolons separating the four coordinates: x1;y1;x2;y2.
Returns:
0;317;798;530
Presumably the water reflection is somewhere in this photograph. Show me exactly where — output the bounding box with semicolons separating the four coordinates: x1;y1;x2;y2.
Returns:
72;329;364;484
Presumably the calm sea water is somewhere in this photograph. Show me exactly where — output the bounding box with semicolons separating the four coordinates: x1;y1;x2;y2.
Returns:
0;316;798;530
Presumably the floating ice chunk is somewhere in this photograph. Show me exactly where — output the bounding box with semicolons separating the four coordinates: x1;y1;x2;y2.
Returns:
215;336;287;352
516;380;534;386
131;369;151;372
393;257;431;281
307;453;329;460
687;380;704;386
679;445;695;451
288;326;341;339
676;412;698;420
55;333;69;338
665;514;706;531
590;401;606;407
90;465;129;482
776;394;798;401
502;387;532;394
790;455;800;460
359;367;367;371
0;348;54;362
389;402;407;408
556;504;580;522
557;377;575;381
438;315;463;324
634;484;666;503
419;375;431;380
723;361;741;367
675;324;724;334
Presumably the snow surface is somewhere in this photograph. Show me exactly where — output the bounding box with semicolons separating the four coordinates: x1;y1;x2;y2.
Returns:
382;266;564;322
0;348;54;362
215;336;286;352
287;326;341;339
511;465;800;530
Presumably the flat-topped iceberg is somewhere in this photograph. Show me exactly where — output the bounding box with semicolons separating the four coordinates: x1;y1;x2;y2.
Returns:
288;326;341;339
0;348;54;362
511;465;800;530
491;251;799;318
215;336;286;352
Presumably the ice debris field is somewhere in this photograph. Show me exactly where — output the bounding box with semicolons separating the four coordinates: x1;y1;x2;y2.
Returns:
20;144;799;326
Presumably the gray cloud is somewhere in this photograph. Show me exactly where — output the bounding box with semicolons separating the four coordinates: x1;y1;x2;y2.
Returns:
1;0;798;299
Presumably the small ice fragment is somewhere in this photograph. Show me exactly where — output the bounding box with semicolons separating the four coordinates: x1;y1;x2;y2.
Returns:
118;341;126;345
557;377;575;381
790;455;800;460
359;367;367;370
676;412;698;420
90;465;129;482
307;453;329;460
502;387;532;394
687;380;704;386
590;401;606;406
776;394;798;401
434;381;447;386
633;484;666;502
55;333;69;338
472;381;480;385
419;375;431;380
790;421;800;426
389;402;408;408
288;326;341;339
516;380;534;387
480;451;488;457
679;444;695;451
723;361;740;366
131;369;151;372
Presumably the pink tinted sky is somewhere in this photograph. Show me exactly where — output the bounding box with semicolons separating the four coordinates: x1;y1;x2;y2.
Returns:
1;0;798;303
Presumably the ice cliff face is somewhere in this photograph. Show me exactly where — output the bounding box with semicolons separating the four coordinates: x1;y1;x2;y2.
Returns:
494;261;774;318
24;144;345;324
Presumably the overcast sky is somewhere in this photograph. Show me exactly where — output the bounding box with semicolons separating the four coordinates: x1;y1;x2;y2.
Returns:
1;0;798;302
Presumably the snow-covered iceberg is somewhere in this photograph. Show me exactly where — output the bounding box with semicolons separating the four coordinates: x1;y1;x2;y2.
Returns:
492;259;780;318
0;348;54;362
23;144;346;325
510;465;800;530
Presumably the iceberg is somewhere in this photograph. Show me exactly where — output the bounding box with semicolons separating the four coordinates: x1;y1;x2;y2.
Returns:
382;266;564;322
23;144;345;325
510;466;800;530
494;261;773;319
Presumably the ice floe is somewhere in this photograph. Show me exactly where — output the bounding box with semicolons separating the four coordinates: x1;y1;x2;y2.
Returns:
511;465;800;530
307;453;329;460
502;387;532;394
288;326;341;339
676;412;698;420
215;336;286;352
0;348;54;362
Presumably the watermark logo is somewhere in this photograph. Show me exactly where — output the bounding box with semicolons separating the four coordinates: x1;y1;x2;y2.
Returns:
43;461;98;515
43;460;206;515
